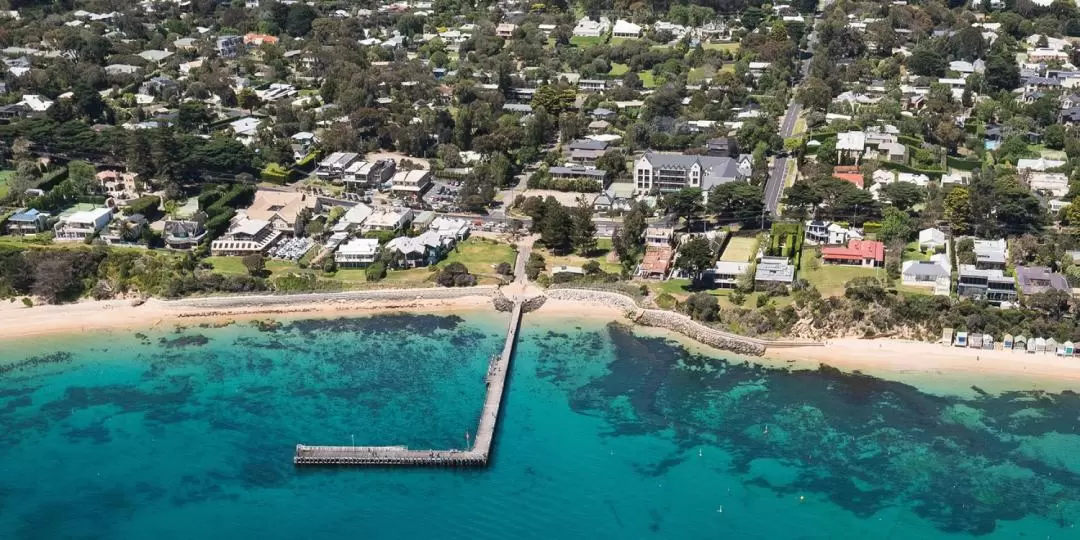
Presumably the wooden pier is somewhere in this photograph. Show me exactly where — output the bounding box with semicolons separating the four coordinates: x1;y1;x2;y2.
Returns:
294;301;524;467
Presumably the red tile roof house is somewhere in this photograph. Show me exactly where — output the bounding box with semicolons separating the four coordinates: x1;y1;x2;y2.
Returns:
832;165;864;188
821;239;885;267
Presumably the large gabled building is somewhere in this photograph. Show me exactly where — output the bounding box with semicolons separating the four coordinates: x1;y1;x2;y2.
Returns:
633;152;750;195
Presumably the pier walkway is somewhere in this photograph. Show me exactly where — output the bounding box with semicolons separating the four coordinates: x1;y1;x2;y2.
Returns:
294;301;524;467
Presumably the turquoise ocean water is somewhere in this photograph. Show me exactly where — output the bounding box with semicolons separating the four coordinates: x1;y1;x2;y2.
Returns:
2;311;1080;539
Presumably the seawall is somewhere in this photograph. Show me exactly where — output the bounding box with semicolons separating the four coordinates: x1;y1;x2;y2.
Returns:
544;288;820;356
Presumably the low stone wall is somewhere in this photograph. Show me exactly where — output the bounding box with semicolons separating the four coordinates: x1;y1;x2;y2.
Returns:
167;286;498;310
632;309;767;356
520;295;547;313
544;288;640;312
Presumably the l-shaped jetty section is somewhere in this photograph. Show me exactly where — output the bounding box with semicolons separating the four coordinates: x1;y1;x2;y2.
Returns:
294;301;523;467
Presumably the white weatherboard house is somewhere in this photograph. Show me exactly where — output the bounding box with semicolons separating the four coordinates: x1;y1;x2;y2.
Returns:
54;207;112;242
334;238;380;267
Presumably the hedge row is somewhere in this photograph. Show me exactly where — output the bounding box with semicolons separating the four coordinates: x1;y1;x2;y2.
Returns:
879;161;946;176
946;156;981;171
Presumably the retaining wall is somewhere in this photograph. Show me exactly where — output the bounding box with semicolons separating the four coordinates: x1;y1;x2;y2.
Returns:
167;286;498;309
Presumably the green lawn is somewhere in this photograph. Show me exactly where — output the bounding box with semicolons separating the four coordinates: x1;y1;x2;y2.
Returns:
570;35;607;48
608;62;629;76
0;170;13;199
540;238;620;274
720;235;758;262
637;70;659;88
902;241;931;261
442;237;516;275
687;67;708;83
719;63;735;73
703;42;740;53
800;250;884;297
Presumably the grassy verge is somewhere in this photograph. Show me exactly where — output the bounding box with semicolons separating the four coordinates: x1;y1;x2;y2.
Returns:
538;238;620;274
703;42;740;53
442;237;516;275
0;170;13;199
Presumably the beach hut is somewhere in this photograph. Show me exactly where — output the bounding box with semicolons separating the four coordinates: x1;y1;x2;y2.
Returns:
1014;335;1026;351
1035;337;1047;353
1065;341;1075;356
1003;334;1014;350
1028;338;1038;353
1046;338;1058;354
954;331;968;347
983;334;994;350
969;333;984;349
942;328;954;346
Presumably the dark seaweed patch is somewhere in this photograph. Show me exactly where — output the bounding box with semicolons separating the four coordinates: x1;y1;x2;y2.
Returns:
158;334;210;349
551;322;1080;536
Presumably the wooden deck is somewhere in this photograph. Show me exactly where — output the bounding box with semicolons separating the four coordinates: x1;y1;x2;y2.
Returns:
294;301;523;467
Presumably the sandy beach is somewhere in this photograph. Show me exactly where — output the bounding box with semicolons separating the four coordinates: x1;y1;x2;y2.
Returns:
3;292;1079;394
0;293;496;341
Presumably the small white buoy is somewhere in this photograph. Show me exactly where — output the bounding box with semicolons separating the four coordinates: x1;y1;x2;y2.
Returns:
717;505;723;513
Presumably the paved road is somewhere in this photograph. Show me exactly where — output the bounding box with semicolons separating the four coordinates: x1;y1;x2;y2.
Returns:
764;7;827;216
764;103;803;215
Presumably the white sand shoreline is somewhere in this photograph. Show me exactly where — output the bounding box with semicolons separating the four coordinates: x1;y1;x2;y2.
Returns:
2;293;1078;394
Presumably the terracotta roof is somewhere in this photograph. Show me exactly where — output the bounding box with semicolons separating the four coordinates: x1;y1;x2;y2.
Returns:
832;166;864;188
821;239;884;262
640;245;673;274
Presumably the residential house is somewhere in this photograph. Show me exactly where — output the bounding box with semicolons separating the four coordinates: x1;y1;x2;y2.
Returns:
612;20;642;38
0;103;28;120
707;261;749;289
836;131;866;163
385;231;451;268
832;165;864;188
634;152;750;194
243;33;278;46
1018;157;1066;171
216;35;244;58
1027;172;1069;197
138;49;173;65
645;227;674;246
918;227;947;252
289;132;318;161
362;209;413;233
229;117;261;146
4;208;47;235
495;23;517;38
549;166;608;189
427;217;471;240
821;239;885;267
755;256;796;286
592;183;635;212
705;137;737;157
17;94;52;112
957;265;1017;305
390;169;432;199
54;207;113;242
971;238;1007;269
573;16;610;37
163;213;208;250
578;79;607;92
316;151;362;179
210;218;281;255
243;190;319;236
331;203;374;234
902;256;952;295
334;238;380;267
101;214;148;246
96;170;139;201
638;245;674;279
343;159;396;191
105;64;140;76
1015;266;1070;295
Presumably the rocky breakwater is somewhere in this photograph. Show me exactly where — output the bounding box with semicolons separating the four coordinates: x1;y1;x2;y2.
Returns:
544;288;640;312
633;309;766;356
